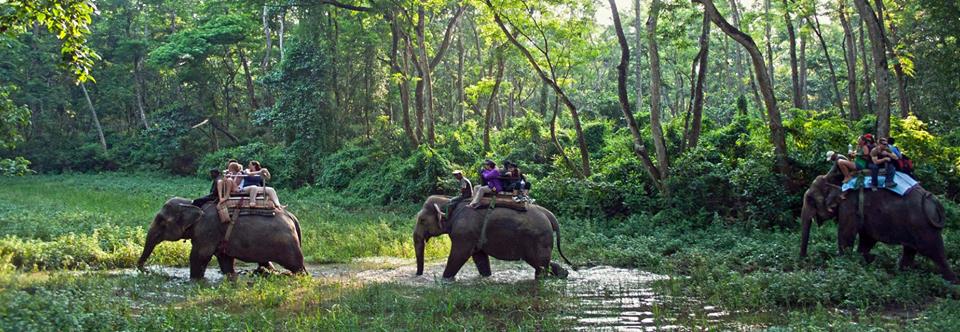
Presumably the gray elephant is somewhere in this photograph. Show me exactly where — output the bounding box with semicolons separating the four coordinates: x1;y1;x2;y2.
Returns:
413;195;573;280
800;175;957;283
137;197;306;279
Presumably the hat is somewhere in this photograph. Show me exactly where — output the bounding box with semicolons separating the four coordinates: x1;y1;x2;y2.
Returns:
863;133;874;142
452;170;463;175
825;151;837;162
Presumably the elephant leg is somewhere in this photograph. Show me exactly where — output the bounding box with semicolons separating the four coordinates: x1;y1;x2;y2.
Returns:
189;249;213;280
550;262;569;278
857;236;877;264
899;246;917;271
259;262;276;270
216;254;236;275
441;244;472;280
276;247;307;275
472;251;492;277
837;220;857;255
919;242;959;284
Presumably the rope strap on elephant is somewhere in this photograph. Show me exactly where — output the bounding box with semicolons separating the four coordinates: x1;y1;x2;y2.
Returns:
218;197;243;255
858;187;865;227
477;199;497;249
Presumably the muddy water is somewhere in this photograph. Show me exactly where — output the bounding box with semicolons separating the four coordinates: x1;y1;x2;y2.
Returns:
136;259;748;330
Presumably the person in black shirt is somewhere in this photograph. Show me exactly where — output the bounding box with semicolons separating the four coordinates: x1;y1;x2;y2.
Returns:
191;169;222;207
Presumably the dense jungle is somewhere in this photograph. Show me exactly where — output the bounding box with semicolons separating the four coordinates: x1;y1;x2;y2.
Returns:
2;0;960;330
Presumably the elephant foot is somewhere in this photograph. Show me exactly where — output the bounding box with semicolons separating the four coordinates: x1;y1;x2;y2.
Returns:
441;276;456;283
550;263;569;279
862;253;877;264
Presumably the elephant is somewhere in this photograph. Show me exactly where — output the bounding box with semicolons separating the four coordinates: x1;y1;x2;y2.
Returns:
137;197;307;279
800;175;958;283
413;195;573;280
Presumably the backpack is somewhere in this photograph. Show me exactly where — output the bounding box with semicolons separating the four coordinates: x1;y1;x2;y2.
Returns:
897;154;914;174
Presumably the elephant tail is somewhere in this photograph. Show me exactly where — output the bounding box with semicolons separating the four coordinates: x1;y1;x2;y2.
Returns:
546;210;577;270
922;191;946;229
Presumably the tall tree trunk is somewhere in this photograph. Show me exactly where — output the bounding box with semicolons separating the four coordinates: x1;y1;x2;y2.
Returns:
853;0;891;137
764;0;775;87
838;5;860;119
133;56;149;129
799;25;808;108
415;7;436;145
278;9;286;62
878;3;911;118
647;0;670;180
811;14;845;117
411;5;465;146
457;31;465;124
688;12;710;149
611;0;663;192
634;0;645;117
80;82;107;152
261;5;272;71
237;48;259;109
784;0;803;109
697;0;789;175
485;0;591;177
483;54;505;152
726;0;746;97
389;14;418;147
857;16;874;113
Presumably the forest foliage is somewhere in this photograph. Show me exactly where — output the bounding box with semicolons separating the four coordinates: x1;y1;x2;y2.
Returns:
1;0;959;222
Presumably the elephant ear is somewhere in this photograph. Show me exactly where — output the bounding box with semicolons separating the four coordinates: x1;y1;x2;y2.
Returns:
176;203;204;229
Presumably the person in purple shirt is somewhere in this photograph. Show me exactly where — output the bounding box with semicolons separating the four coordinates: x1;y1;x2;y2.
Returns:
468;159;503;208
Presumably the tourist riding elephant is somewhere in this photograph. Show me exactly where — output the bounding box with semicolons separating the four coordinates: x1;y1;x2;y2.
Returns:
413;195;573;280
799;175;957;283
137;197;306;279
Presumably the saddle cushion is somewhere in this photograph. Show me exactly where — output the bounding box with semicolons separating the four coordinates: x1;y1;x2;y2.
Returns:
841;172;919;196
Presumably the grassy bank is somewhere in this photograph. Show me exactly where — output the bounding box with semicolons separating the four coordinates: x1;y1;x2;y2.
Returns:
0;173;449;271
3;173;960;330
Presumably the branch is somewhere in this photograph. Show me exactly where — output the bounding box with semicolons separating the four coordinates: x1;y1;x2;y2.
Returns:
267;0;373;12
429;4;467;70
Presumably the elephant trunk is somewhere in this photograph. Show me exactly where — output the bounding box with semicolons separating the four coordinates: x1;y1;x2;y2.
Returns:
414;231;426;276
137;221;162;270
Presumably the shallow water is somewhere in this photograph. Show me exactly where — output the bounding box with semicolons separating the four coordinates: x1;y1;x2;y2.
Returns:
135;258;752;330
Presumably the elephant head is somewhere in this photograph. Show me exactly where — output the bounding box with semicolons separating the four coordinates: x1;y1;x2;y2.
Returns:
137;197;204;270
800;175;843;257
413;196;449;275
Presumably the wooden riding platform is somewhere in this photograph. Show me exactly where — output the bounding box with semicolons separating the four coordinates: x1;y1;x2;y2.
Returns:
223;193;276;210
215;193;276;223
475;194;528;211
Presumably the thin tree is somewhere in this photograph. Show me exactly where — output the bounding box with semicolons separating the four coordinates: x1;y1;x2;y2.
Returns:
695;0;789;174
838;2;860;119
483;52;505;152
853;0;891;137
784;0;803;109
647;0;670;180
688;11;710;149
483;0;592;177
610;0;663;192
80;82;107;152
810;14;844;116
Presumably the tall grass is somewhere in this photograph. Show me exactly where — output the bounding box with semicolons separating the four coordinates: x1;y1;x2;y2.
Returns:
0;173;448;271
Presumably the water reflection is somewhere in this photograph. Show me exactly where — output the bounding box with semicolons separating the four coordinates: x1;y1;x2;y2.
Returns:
135;259;742;330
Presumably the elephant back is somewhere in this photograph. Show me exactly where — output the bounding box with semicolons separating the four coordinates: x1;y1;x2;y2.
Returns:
920;190;946;229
